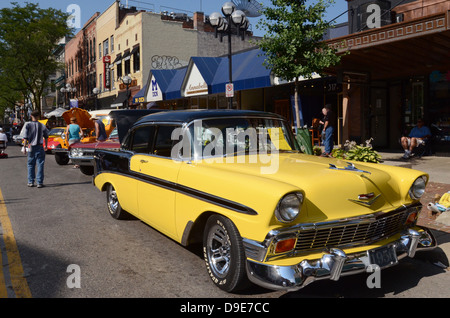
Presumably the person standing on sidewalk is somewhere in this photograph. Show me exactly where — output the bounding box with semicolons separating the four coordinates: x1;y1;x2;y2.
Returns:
23;110;49;188
320;104;335;156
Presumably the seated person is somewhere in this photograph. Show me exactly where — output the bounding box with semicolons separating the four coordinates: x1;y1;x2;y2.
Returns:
401;119;431;159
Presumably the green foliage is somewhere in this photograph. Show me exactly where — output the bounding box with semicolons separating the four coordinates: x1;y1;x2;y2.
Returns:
0;2;72;113
256;0;341;82
330;139;382;163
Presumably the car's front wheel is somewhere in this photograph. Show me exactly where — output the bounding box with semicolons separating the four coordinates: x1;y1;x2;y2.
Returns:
54;152;69;165
106;184;130;220
203;215;249;292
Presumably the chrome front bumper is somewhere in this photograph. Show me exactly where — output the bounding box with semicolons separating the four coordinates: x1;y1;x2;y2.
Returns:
68;155;94;166
246;228;436;291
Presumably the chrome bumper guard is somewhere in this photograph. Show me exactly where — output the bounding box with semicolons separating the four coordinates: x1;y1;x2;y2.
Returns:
68;155;95;166
246;228;436;291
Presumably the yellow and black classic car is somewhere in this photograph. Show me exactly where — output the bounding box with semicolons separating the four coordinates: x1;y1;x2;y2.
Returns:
93;110;436;292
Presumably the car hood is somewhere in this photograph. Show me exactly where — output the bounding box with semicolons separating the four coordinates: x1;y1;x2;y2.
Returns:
193;152;427;222
71;139;120;149
62;108;95;129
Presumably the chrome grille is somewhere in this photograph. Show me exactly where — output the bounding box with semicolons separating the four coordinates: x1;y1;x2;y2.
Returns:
295;209;410;252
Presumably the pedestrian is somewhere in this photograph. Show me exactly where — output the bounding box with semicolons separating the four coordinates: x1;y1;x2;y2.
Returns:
401;118;431;159
0;127;8;154
65;117;82;145
320;104;335;156
22;110;49;188
65;117;83;168
90;115;107;141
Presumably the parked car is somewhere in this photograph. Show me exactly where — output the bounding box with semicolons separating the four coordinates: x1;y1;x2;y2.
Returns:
52;108;98;165
43;127;66;153
88;109;115;137
92;109;436;292
69;109;163;175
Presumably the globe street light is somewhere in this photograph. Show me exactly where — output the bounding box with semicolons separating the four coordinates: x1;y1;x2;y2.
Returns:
93;87;100;110
122;75;132;109
210;2;249;109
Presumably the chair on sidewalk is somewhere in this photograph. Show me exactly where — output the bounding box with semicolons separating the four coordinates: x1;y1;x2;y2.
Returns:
309;118;322;146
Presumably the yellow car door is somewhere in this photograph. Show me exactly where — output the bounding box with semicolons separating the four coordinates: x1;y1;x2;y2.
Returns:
132;125;182;239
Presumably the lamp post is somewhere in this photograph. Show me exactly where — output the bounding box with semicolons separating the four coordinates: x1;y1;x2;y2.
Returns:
210;2;249;109
93;87;100;110
122;75;132;109
60;87;67;108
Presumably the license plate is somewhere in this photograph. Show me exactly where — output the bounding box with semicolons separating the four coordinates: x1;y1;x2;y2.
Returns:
368;245;398;268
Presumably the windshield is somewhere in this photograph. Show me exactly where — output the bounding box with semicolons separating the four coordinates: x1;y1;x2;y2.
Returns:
49;128;65;136
187;117;299;160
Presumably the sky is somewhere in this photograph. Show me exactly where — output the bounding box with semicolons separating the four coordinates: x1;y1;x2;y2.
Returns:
1;0;349;37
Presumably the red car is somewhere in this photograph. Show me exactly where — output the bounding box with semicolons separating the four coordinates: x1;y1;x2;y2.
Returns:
68;109;164;175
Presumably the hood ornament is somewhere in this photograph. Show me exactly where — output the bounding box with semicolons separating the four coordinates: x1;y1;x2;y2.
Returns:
348;192;381;206
329;162;371;174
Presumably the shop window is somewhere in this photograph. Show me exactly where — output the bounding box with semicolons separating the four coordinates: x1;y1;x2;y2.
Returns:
133;47;140;72
124;58;131;75
117;63;122;79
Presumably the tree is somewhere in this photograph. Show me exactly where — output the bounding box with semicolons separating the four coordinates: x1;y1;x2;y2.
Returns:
257;0;342;128
0;2;72;114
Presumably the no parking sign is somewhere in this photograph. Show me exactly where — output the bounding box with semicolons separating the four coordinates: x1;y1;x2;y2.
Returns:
226;83;234;98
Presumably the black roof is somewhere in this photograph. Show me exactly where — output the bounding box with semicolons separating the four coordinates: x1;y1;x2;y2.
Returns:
133;109;285;126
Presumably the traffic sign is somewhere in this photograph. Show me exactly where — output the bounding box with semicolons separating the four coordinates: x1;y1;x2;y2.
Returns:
226;83;234;98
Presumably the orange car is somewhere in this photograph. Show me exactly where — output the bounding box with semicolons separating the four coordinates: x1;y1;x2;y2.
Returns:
52;108;98;165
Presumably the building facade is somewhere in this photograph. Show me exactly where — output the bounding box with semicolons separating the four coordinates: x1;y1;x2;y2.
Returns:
64;12;100;110
94;0;258;109
326;0;450;154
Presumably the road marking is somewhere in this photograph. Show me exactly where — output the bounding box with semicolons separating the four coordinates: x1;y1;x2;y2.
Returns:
0;189;32;298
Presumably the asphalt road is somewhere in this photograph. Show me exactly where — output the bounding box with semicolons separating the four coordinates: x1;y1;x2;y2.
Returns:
0;143;449;300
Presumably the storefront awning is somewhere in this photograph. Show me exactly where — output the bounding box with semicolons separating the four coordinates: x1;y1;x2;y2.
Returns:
133;85;147;104
210;49;273;93
111;91;130;108
113;53;122;65
166;67;188;100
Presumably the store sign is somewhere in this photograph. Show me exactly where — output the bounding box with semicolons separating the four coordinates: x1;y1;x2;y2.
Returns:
103;55;111;89
146;75;163;102
183;64;208;97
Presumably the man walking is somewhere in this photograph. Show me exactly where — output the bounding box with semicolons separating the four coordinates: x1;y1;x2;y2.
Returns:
23;110;49;188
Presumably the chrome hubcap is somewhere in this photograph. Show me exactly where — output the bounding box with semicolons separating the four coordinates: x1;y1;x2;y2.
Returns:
206;225;231;278
108;188;118;213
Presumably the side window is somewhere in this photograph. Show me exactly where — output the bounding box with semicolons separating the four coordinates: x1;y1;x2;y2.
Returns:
153;125;179;158
131;126;155;154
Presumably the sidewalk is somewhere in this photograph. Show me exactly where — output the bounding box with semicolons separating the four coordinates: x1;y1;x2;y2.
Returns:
378;151;450;233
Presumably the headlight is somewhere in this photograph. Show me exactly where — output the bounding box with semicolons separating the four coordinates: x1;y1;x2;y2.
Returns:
409;176;427;200
70;148;83;157
275;192;303;223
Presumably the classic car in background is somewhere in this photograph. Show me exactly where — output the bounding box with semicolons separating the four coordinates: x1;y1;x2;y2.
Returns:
43;127;66;153
52;108;98;165
92;110;436;292
69;109;163;175
88;109;115;136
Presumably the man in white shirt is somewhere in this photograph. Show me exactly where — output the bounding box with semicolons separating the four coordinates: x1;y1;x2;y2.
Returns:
0;127;8;154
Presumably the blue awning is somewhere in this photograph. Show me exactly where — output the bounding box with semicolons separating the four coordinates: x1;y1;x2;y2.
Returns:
211;49;272;94
133;85;147;104
166;67;188;100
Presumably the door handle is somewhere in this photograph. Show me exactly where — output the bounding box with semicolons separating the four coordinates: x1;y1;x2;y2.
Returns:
140;159;148;163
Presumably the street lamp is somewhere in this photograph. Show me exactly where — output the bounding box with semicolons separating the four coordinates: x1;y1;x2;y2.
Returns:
60;87;67;108
210;2;249;109
122;75;132;109
93;87;100;110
